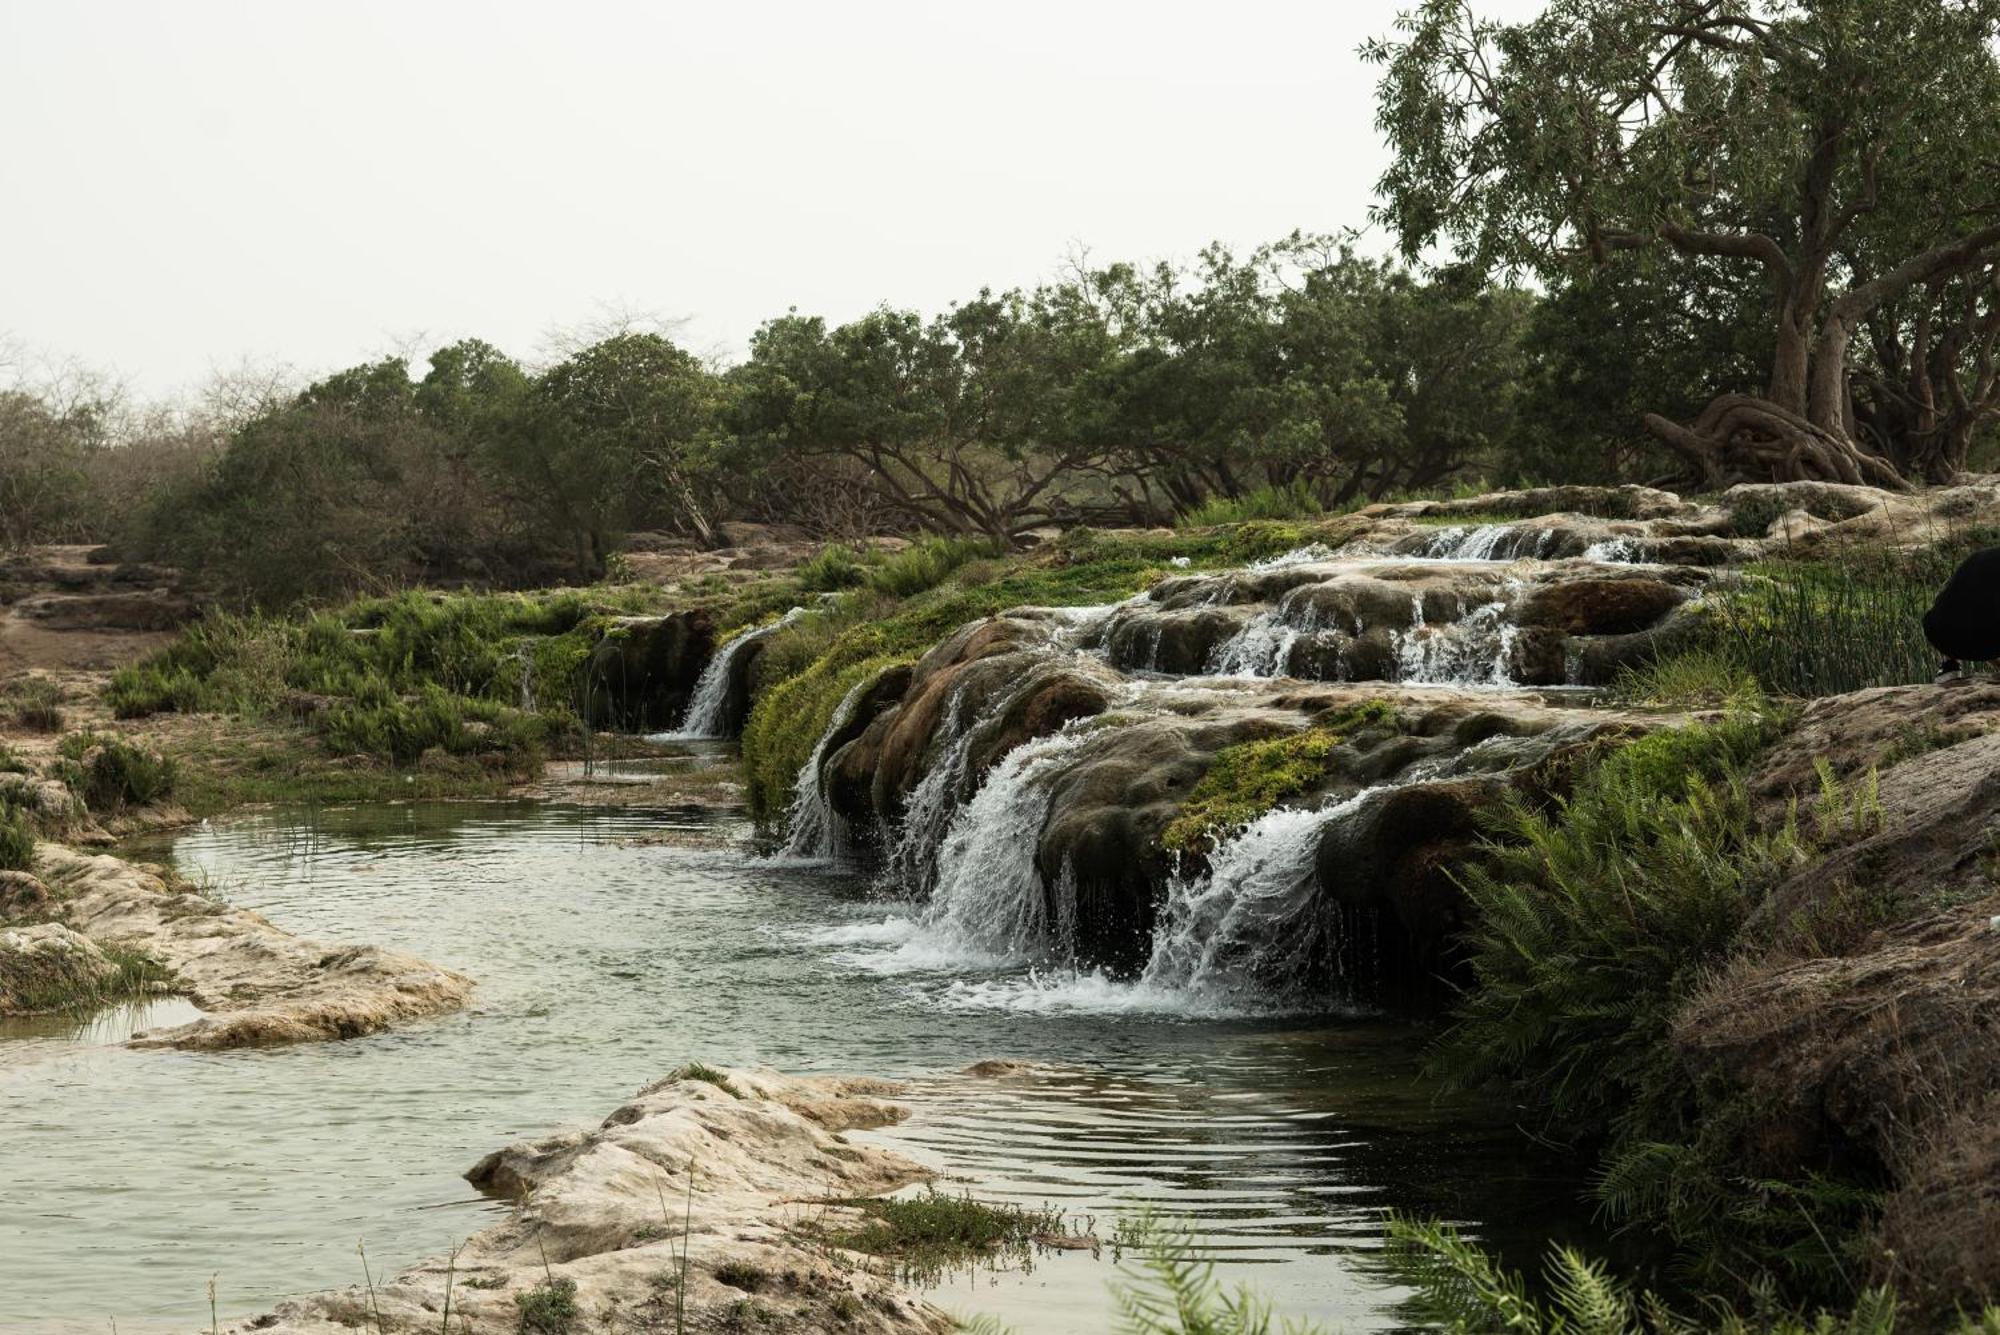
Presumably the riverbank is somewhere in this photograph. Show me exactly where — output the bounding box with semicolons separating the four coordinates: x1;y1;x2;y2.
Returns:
8;480;2000;1323
225;1067;956;1335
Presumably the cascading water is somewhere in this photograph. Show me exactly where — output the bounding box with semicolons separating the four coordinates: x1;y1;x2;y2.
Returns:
1581;537;1641;562
869;727;1091;970
1391;594;1521;686
666;608;806;740
1137;792;1376;1004
779;674;873;862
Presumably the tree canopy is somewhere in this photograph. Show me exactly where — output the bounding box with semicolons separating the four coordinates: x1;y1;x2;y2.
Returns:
1368;0;2000;486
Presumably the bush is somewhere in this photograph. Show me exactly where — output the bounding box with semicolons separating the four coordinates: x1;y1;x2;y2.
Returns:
864;536;1000;598
1434;708;1894;1298
795;543;867;592
57;734;179;811
514;1276;578;1333
1178;480;1325;528
7;677;66;731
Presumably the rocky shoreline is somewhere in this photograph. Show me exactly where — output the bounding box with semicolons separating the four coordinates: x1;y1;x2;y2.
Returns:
225;1068;955;1334
8;840;471;1048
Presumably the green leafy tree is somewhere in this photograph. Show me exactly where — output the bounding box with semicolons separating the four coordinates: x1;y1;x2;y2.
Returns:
501;333;723;574
1368;0;2000;487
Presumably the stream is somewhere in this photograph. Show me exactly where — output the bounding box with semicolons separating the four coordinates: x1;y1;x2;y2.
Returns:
2;795;1591;1334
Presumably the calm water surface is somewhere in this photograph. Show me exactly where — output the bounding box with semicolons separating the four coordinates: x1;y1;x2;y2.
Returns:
0;798;1588;1332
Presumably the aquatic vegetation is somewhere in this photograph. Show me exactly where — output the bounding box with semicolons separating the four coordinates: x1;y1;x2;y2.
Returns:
665;1062;743;1098
816;1187;1067;1287
1109;1211;1329;1335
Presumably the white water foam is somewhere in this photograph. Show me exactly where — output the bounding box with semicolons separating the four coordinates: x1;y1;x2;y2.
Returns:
1391;595;1520;686
778;674;875;862
662;607;806;740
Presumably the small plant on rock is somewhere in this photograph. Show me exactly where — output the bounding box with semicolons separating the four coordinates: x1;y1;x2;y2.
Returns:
514;1276;578;1333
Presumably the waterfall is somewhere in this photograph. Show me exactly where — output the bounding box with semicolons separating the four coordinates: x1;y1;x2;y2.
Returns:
1582;537;1640;562
1137;792;1375;1001
1208;591;1320;677
667;608;805;740
879;687;981;895
1391;595;1520;686
887;728;1090;965
779;673;874;862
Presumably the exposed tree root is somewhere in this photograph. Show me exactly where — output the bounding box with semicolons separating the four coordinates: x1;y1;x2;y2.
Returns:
1644;393;1912;492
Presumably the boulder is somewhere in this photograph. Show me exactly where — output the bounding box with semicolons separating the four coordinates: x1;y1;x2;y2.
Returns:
0;870;51;922
582;611;715;731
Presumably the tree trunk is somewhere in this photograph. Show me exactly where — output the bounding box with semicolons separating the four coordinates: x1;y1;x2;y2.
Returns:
1643;393;1910;491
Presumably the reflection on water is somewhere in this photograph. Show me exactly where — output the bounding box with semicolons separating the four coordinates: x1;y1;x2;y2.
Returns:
1;800;1593;1333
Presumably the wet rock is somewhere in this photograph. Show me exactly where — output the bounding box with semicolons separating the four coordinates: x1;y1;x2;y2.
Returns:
582;611;714;731
1517;577;1687;636
0;922;121;1015
229;1069;950;1334
30;844;471;1050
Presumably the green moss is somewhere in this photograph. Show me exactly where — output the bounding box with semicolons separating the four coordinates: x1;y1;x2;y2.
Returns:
1162;699;1399;853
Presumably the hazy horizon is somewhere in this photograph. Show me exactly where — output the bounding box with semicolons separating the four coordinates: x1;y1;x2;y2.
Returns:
3;1;1538;398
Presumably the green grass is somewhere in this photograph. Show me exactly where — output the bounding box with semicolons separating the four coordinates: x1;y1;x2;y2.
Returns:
0;801;36;871
819;1187;1066;1286
862;535;1002;598
665;1061;743;1097
1161;700;1399;853
100;587;664;774
1178;481;1326;528
0;939;171;1016
795;543;868;592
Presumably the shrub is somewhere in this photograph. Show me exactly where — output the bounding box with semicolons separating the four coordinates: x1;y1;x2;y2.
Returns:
56;735;179;812
864;536;1000;599
8;677;66;731
1383;1214;1956;1335
1177;480;1325;528
514;1276;578;1333
1434;708;1896;1298
795;543;867;592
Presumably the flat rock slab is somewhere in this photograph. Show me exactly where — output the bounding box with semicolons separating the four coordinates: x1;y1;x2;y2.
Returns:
227;1068;954;1334
35;843;472;1050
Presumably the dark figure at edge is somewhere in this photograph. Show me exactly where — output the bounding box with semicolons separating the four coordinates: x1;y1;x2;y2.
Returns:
1925;547;2000;680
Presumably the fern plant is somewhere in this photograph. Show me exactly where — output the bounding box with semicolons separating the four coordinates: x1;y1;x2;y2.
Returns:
1384;1215;1947;1335
1111;1213;1329;1335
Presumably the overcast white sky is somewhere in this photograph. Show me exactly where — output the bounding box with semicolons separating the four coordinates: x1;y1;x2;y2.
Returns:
2;1;1538;397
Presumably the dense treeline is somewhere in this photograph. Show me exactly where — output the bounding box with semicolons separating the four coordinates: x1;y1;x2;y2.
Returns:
3;236;1784;604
